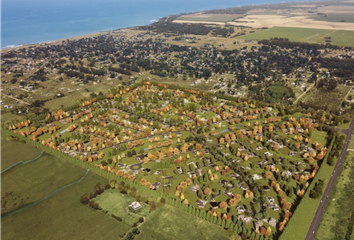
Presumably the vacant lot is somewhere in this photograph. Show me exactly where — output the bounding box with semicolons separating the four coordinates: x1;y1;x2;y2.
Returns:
1;171;126;240
1;136;42;170
300;86;351;113
135;204;227;240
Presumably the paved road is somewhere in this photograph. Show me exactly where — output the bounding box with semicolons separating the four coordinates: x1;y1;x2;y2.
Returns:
305;119;354;240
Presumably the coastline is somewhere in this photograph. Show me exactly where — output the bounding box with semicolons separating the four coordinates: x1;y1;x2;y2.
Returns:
1;0;313;51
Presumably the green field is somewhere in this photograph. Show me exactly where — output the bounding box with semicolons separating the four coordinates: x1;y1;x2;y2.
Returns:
311;130;328;146
237;27;354;47
312;13;354;23
94;189;150;226
135;204;228;240
1;136;42;170
315;151;354;240
1;171;127;240
1;150;88;215
300;86;351;113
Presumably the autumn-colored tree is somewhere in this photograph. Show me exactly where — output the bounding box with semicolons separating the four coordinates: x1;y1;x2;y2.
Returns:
265;227;272;237
264;171;272;178
140;178;147;186
204;188;211;195
219;201;228;210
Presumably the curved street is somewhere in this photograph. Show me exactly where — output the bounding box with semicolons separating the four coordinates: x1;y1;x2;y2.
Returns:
305;119;354;240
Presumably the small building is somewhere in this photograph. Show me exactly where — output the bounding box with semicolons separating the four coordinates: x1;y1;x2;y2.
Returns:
196;200;207;208
252;174;262;181
210;201;219;208
268;218;277;227
151;182;161;190
130;201;142;211
190;184;200;193
237;205;246;214
231;173;239;179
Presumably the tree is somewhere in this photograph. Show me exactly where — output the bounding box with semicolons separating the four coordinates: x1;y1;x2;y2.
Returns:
80;194;90;205
204;188;211;195
265;227;272;237
220;201;228;210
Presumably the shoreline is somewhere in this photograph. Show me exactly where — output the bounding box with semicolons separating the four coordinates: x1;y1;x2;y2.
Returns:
1;0;317;51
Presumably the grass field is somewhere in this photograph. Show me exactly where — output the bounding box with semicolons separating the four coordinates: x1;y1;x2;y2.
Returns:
1;150;88;215
237;27;354;47
311;130;328;146
300;86;351;113
1;171;128;240
312;13;354;23
135;204;228;240
1;136;42;170
315;151;354;240
94;189;150;226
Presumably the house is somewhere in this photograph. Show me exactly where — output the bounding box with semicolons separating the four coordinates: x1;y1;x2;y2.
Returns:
256;146;263;151
269;204;279;211
196;200;207;208
210;201;219;208
195;168;203;176
252;174;262;180
240;183;249;191
264;152;273;156
129;201;142;211
176;167;183;174
268;218;277;227
289;151;297;157
226;192;235;198
281;171;292;179
220;180;232;187
254;220;263;230
246;152;255;159
262;186;270;191
231;173;239;179
237;205;246;213
190;184;200;193
238;146;246;152
267;196;274;204
151;182;161;190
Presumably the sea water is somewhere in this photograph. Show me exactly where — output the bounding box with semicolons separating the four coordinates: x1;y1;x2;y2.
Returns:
1;0;308;48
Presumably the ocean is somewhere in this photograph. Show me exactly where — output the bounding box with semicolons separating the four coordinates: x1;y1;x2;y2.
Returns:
2;0;307;48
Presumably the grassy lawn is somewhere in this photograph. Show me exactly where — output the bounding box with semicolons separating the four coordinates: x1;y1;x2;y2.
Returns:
315;150;354;240
135;204;228;240
1;172;128;240
94;189;150;226
311;130;328;146
1;151;88;215
237;27;354;47
1;135;43;170
337;121;351;130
